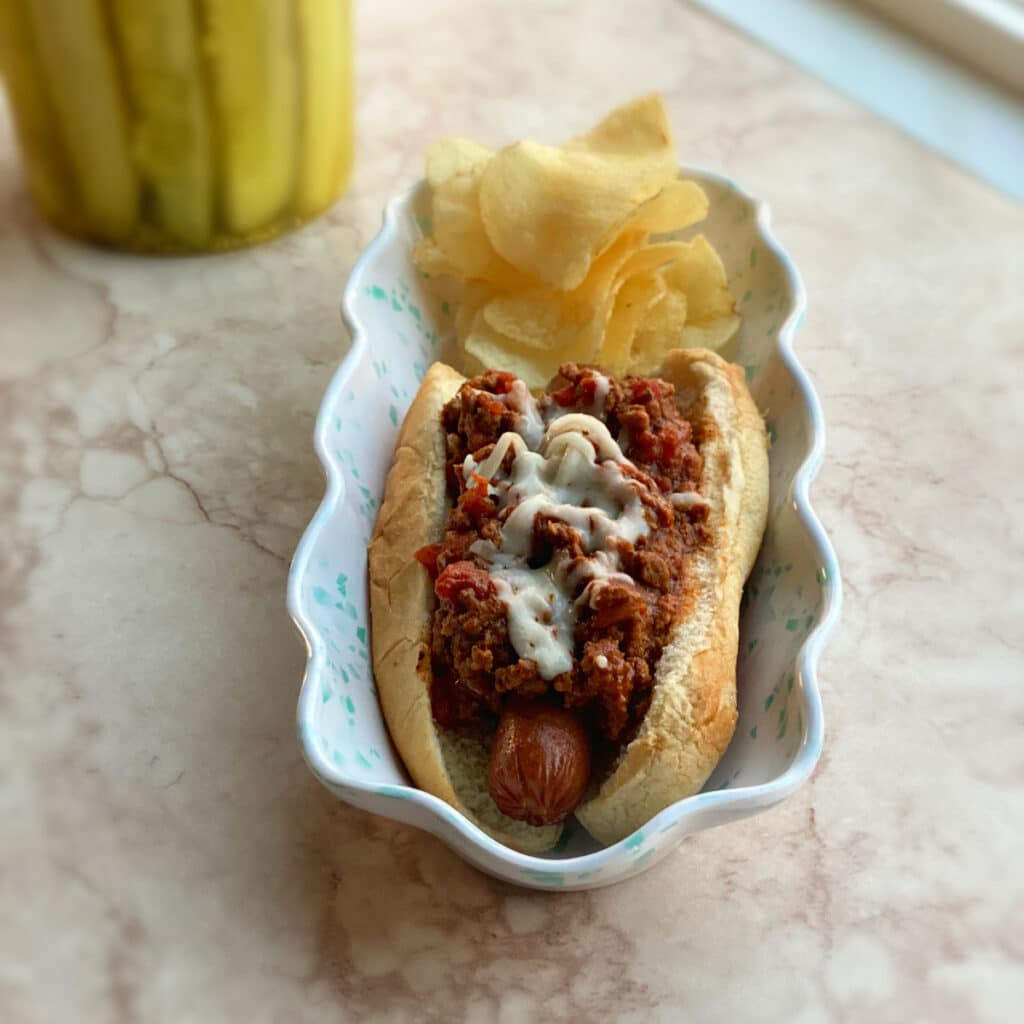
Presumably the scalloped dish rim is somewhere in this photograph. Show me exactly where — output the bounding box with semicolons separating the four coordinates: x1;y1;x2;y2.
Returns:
288;167;842;879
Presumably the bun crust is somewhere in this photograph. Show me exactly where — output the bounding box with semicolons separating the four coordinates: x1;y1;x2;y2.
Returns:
369;351;768;851
368;363;562;853
575;349;768;843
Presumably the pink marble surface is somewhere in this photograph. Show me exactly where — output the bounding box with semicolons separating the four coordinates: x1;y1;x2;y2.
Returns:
1;1;1022;1020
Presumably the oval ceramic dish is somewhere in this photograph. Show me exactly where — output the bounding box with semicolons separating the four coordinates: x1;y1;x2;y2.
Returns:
288;169;841;890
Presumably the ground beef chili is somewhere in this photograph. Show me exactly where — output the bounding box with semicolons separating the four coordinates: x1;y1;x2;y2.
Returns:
418;364;711;750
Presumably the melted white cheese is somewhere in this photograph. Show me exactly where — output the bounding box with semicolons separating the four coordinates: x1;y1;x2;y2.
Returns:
544;413;627;463
492;569;574;677
671;490;708;510
587;372;611;416
466;413;656;680
505;378;545;449
467;378;546;449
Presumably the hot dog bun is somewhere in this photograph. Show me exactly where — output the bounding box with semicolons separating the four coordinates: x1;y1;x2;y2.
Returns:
574;349;768;844
368;363;564;853
368;351;768;852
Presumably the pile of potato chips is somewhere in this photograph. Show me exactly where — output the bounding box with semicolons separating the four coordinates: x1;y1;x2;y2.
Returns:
414;96;740;388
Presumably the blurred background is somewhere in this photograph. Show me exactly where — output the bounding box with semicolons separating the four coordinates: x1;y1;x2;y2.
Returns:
0;0;1020;252
693;0;1023;200
0;0;354;251
0;2;1021;1022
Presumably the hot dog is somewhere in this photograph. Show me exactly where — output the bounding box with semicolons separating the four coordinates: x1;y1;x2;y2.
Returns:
488;699;591;827
368;350;768;851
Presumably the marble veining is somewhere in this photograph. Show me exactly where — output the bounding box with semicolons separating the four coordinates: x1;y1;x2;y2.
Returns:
1;0;1021;1020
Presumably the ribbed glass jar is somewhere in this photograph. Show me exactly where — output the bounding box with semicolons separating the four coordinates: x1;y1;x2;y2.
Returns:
0;0;354;251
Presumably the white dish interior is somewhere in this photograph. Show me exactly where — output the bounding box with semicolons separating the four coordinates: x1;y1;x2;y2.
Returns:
288;169;842;890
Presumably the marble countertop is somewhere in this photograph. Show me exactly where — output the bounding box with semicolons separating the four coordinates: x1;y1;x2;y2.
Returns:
2;1;1021;1020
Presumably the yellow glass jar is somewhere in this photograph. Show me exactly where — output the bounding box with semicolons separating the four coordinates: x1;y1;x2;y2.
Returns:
0;0;353;252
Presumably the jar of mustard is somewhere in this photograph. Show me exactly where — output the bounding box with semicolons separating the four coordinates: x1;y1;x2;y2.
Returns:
0;0;353;252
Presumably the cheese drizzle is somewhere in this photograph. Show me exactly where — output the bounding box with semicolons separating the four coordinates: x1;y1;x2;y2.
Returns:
464;387;660;679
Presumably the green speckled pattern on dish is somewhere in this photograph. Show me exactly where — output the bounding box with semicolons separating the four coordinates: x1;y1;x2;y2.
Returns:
289;170;841;890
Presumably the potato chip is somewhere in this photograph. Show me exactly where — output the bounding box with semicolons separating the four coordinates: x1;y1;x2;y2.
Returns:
479;290;603;353
430;171;505;280
623;179;708;235
479;141;674;290
629;288;688;374
425;137;492;187
640;284;689;337
661;234;735;322
564;94;675;164
414;96;741;383
416;166;533;290
562;229;648;311
598;272;665;376
478;96;680;291
616;241;695;281
480;230;646;350
413;236;462;278
462;307;597;389
455;280;495;345
476;283;619;364
680;315;741;351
